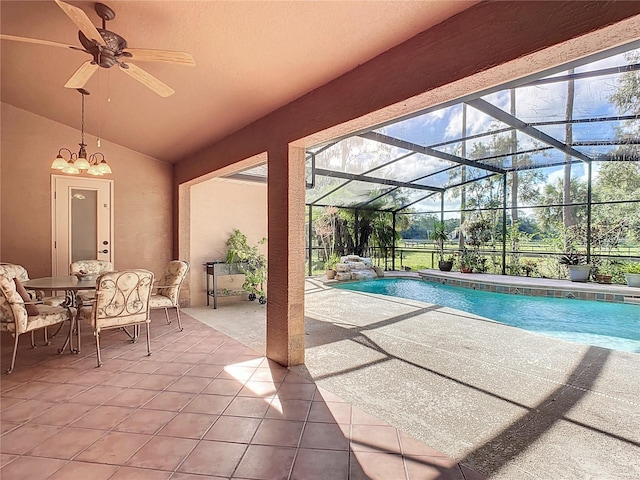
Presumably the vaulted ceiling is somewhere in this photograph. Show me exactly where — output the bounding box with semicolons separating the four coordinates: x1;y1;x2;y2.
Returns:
0;0;478;163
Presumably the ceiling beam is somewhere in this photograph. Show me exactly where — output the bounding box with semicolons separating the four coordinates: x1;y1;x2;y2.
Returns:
314;168;444;192
466;98;593;164
358;131;505;174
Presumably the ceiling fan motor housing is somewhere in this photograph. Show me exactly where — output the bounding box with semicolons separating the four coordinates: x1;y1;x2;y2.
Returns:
78;29;127;68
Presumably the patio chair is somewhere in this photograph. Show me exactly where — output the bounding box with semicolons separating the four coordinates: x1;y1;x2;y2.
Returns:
70;260;114;303
78;269;154;367
149;260;189;331
0;275;75;374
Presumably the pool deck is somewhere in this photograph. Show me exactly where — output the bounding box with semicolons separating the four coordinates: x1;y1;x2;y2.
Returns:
186;274;640;480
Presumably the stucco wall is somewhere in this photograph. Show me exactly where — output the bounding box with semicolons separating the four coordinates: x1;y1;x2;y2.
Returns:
189;178;267;307
1;103;173;280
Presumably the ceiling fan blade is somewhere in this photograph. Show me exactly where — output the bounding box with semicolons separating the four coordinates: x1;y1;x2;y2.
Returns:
64;61;99;89
54;0;106;46
120;62;175;98
124;48;195;66
0;33;76;50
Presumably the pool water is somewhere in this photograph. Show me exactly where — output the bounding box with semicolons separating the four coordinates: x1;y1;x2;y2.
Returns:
333;278;640;353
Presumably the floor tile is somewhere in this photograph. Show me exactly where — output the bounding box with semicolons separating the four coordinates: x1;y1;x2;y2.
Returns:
182;394;233;415
299;422;350;451
152;362;194;376
202;378;244;396
218;365;257;382
350;451;407;480
266;398;312;421
134;374;180;391
223;396;271;418
47;461;119;480
290;448;349;480
157;412;217;439
68;384;126;405
75;431;152;465
28;426;104;459
239;380;279;398
114;409;177;435
276;382;317;401
307;401;351;424
0;453;17;467
252;419;305;447
178;440;247;477
351;424;401;453
126;436;198;471
204;416;261;443
185;364;224;378
2;380;57;399
30;402;96;426
37;382;91;402
144;391;196;411
0;421;20;435
1;399;56;423
233;444;296;480
105;388;159;408
110;466;173;479
70;405;136;430
404;454;464;480
0;423;61;454
165;376;212;394
0;455;66;480
102;372;148;388
399;431;448;457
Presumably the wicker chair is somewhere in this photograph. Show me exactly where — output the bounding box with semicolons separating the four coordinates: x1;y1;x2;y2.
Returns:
0;276;75;374
78;269;154;367
149;260;189;331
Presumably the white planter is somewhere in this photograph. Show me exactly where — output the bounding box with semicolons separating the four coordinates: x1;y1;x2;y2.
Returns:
568;265;591;283
625;273;640;287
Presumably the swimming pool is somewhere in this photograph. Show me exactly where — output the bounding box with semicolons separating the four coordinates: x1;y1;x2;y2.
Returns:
333;278;640;353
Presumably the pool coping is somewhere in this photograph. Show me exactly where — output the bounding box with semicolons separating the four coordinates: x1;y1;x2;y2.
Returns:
413;269;640;304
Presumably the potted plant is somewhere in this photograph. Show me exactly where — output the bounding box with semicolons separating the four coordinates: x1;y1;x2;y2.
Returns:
459;248;476;273
623;262;640;287
559;251;590;283
430;221;453;271
325;253;339;280
225;229;268;302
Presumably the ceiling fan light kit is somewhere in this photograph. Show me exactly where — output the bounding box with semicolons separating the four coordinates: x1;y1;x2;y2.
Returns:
51;88;112;176
1;1;195;97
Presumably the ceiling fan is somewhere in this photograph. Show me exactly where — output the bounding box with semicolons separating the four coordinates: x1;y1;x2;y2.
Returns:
0;0;195;97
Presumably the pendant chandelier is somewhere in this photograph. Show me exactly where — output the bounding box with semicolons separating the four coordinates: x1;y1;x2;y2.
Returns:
51;88;112;176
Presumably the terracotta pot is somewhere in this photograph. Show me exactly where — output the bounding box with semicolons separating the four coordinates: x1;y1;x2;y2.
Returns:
460;267;473;274
326;269;336;280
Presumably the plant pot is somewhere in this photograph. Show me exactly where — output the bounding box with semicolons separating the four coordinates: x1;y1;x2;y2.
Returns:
625;273;640;287
568;265;591;283
460;267;473;274
326;269;336;280
595;274;612;284
438;260;453;272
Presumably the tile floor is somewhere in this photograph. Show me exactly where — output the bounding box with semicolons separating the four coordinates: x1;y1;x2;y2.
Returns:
1;311;485;480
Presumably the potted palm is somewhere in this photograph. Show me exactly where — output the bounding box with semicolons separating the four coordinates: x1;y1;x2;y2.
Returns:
559;252;591;282
623;262;640;287
430;221;453;271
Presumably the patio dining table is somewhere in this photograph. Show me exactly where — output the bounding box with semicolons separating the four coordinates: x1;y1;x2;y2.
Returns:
23;275;98;354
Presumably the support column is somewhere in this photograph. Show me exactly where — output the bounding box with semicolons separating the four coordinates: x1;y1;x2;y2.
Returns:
266;144;306;366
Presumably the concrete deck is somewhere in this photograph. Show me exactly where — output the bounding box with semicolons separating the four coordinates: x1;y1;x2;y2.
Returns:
185;276;640;479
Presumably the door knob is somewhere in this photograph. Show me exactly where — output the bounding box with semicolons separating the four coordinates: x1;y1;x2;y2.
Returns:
99;249;109;254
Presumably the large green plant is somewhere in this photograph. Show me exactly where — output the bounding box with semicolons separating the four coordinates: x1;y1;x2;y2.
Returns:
225;229;267;297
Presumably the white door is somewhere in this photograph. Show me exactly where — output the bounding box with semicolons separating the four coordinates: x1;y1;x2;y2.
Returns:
52;175;113;276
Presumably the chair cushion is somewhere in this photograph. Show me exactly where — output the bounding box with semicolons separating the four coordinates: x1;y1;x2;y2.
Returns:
14;278;39;316
149;294;173;308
